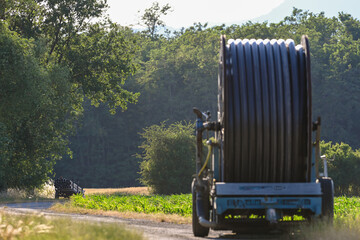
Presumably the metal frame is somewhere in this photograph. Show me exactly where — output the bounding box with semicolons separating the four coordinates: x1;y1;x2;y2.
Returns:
213;181;322;221
215;196;322;216
215;182;321;196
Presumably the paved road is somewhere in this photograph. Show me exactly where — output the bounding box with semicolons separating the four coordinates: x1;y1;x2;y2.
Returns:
0;202;288;240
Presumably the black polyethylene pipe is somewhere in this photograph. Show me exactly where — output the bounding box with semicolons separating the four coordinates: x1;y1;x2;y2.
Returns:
220;36;311;183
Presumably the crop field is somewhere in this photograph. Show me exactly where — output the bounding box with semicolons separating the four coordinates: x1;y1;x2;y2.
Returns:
71;193;192;216
333;196;360;228
70;193;360;225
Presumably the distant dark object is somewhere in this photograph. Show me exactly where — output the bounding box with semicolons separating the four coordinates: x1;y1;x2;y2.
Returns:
54;177;85;199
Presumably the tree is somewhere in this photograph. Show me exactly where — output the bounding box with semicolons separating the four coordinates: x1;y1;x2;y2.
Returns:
2;0;139;112
339;12;360;40
64;22;140;112
0;23;75;189
1;0;44;38
138;122;195;194
135;23;219;122
0;122;12;190
140;1;171;39
0;0;140;190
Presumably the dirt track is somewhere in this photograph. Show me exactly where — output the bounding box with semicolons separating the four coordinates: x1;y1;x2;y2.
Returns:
0;202;285;240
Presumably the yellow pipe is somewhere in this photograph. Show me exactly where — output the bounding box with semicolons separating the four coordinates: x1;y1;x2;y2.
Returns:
198;143;213;178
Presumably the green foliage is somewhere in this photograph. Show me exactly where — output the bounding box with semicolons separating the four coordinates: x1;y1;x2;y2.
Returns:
334;196;360;237
0;1;139;190
334;196;360;218
1;0;44;38
135;24;219;120
65;22;140;113
138;122;195;194
0;123;12;189
71;193;192;216
0;23;75;190
3;0;139;112
321;141;360;196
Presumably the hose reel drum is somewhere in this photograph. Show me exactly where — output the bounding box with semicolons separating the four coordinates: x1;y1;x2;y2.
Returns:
218;35;313;183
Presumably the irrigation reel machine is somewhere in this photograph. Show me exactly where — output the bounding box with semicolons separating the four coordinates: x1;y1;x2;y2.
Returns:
192;35;334;237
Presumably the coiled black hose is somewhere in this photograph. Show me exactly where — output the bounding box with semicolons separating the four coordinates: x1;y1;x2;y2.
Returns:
219;36;312;183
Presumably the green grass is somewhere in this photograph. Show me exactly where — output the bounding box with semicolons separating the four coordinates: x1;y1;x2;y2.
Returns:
0;211;144;240
71;193;192;216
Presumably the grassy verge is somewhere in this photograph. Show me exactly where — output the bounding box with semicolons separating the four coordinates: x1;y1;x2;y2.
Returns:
0;211;144;240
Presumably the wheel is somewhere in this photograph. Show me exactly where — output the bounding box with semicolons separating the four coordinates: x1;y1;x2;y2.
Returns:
319;177;334;222
192;179;210;237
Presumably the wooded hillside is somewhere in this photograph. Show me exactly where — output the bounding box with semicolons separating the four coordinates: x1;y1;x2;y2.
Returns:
56;8;360;187
1;1;359;188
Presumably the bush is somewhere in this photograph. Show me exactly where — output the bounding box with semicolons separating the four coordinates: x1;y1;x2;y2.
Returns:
321;141;360;196
138;122;195;195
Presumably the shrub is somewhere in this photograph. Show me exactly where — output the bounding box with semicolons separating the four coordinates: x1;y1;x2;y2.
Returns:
138;122;195;195
321;141;360;196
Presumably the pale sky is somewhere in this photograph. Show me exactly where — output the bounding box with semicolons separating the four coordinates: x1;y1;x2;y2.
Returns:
106;0;285;29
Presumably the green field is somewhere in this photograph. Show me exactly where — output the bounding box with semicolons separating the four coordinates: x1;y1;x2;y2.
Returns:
334;196;360;227
71;194;360;223
71;193;192;216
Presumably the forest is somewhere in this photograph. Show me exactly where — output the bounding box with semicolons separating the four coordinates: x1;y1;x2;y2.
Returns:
0;0;359;189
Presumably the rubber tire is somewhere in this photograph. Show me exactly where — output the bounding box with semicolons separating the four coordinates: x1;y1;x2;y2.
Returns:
319;177;334;223
192;180;210;237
